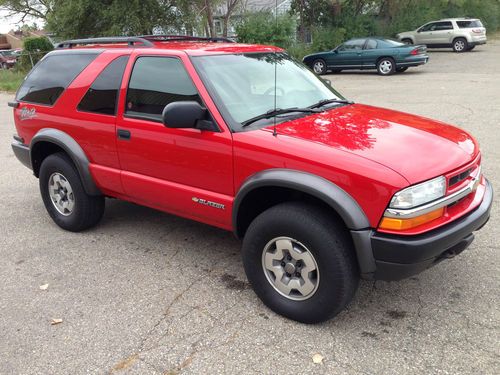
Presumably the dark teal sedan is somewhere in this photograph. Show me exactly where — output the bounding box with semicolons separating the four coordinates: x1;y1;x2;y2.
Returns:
303;37;428;76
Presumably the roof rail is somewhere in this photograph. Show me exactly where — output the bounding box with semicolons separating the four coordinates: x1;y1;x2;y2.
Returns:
56;37;153;49
140;35;235;43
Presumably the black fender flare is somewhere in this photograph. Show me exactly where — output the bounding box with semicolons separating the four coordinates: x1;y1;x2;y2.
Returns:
30;128;101;196
233;169;370;234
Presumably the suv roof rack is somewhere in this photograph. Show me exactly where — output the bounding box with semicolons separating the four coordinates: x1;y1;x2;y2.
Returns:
140;35;235;43
56;37;154;49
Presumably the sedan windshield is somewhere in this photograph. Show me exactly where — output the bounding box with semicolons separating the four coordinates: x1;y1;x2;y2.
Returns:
192;52;346;131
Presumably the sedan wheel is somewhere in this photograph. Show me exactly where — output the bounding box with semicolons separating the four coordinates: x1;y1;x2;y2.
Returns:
312;59;326;75
377;58;395;75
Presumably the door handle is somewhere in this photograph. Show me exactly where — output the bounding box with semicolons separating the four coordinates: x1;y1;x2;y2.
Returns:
117;129;131;140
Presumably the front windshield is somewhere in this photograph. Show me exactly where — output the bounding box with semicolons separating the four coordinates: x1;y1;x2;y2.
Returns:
192;52;345;131
1;50;15;57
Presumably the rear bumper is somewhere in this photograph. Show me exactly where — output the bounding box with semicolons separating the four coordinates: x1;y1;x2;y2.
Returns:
397;55;429;68
11;139;32;169
363;179;492;281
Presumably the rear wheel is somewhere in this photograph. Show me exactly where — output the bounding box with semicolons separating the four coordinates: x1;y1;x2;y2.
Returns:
242;202;359;323
377;57;395;75
39;152;105;232
312;59;327;75
453;38;468;52
396;67;408;73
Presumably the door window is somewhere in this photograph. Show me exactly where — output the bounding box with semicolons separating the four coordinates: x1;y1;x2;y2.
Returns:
419;23;436;32
338;39;366;51
365;39;378;50
434;21;453;31
125;56;201;121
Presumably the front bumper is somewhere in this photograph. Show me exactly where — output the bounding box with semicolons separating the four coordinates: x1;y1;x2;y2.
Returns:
369;179;492;281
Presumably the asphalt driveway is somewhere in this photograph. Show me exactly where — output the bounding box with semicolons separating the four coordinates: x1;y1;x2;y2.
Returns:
0;41;499;374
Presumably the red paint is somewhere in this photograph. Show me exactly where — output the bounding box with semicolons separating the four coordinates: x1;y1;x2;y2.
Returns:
12;43;486;235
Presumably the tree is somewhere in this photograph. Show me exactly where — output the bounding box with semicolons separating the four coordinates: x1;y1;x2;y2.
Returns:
222;0;240;37
0;0;53;22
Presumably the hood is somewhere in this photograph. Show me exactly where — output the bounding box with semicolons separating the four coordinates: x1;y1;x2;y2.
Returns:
264;104;478;184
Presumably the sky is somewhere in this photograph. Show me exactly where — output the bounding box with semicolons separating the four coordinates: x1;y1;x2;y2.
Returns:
0;10;40;33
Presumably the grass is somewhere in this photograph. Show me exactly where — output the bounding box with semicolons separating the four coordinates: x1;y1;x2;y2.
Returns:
0;69;26;93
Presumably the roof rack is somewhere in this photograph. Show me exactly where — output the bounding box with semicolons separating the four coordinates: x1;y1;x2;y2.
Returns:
56;37;154;49
140;35;235;43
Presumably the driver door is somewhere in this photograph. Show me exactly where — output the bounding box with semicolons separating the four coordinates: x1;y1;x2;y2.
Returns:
116;52;234;228
331;39;365;69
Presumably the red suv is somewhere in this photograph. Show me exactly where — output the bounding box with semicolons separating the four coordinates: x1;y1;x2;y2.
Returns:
10;36;492;323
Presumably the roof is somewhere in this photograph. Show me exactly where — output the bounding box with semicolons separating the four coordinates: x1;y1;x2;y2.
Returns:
55;36;282;56
439;17;480;21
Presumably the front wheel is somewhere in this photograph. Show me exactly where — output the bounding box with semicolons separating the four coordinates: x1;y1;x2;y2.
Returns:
242;202;359;323
377;57;395;75
39;152;105;232
312;59;327;75
1;62;7;70
453;38;468;52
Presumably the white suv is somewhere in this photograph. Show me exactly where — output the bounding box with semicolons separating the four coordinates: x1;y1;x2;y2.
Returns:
397;18;486;52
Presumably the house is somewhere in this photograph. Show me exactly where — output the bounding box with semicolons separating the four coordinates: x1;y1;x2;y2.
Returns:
213;0;292;37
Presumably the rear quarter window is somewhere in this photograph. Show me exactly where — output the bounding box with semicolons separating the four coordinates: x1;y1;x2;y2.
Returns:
16;52;98;106
457;20;483;28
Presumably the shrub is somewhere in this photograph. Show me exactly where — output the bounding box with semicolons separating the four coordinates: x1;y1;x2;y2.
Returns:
236;11;296;48
19;37;54;70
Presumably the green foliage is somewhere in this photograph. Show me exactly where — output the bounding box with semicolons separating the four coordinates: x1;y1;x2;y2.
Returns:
18;36;54;70
236;11;296;48
0;69;25;93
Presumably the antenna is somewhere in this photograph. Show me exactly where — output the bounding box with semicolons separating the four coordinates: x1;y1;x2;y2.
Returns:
273;0;278;137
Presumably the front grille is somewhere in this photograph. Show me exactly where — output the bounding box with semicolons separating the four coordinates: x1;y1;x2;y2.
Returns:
449;168;472;187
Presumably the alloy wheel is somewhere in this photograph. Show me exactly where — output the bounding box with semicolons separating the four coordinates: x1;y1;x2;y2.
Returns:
48;172;75;216
261;236;320;301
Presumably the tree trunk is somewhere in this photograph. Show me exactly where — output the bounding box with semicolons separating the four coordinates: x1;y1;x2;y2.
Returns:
205;0;215;38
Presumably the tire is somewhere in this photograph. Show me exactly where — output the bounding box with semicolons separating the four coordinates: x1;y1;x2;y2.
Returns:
453;38;468;53
396;67;408;73
39;152;105;232
312;59;327;75
242;202;359;323
377;57;395;76
401;38;413;45
1;62;7;70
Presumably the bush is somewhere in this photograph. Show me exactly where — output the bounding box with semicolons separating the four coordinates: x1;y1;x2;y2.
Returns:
236;11;296;48
19;37;54;70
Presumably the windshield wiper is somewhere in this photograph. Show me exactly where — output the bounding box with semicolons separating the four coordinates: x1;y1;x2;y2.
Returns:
308;98;354;109
241;107;320;127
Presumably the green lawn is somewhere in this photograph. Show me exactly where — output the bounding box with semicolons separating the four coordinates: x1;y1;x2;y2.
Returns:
0;70;25;93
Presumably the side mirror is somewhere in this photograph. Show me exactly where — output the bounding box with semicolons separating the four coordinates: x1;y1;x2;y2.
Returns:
162;101;217;131
333;48;339;53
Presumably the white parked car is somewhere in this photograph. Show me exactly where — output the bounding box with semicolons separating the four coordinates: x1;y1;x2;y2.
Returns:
397;18;486;52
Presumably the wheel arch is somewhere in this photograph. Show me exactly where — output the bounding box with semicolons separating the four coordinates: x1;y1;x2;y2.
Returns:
233;169;370;239
30;128;101;196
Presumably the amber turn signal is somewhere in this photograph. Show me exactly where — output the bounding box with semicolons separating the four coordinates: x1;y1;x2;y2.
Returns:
379;207;444;231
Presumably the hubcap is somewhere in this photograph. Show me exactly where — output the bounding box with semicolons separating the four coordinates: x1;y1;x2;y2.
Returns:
261;237;320;301
313;62;324;74
48;172;75;216
455;41;465;51
379;60;392;74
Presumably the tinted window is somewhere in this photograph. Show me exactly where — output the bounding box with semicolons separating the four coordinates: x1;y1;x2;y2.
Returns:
339;39;366;51
78;55;129;115
457;20;483;28
365;39;377;49
126;56;200;120
434;21;453;31
420;23;436;32
17;53;98;105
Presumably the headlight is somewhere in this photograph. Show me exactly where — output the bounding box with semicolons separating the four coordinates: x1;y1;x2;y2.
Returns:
390;176;446;209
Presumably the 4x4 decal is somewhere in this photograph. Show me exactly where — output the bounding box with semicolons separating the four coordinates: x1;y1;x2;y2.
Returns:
20;107;37;121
